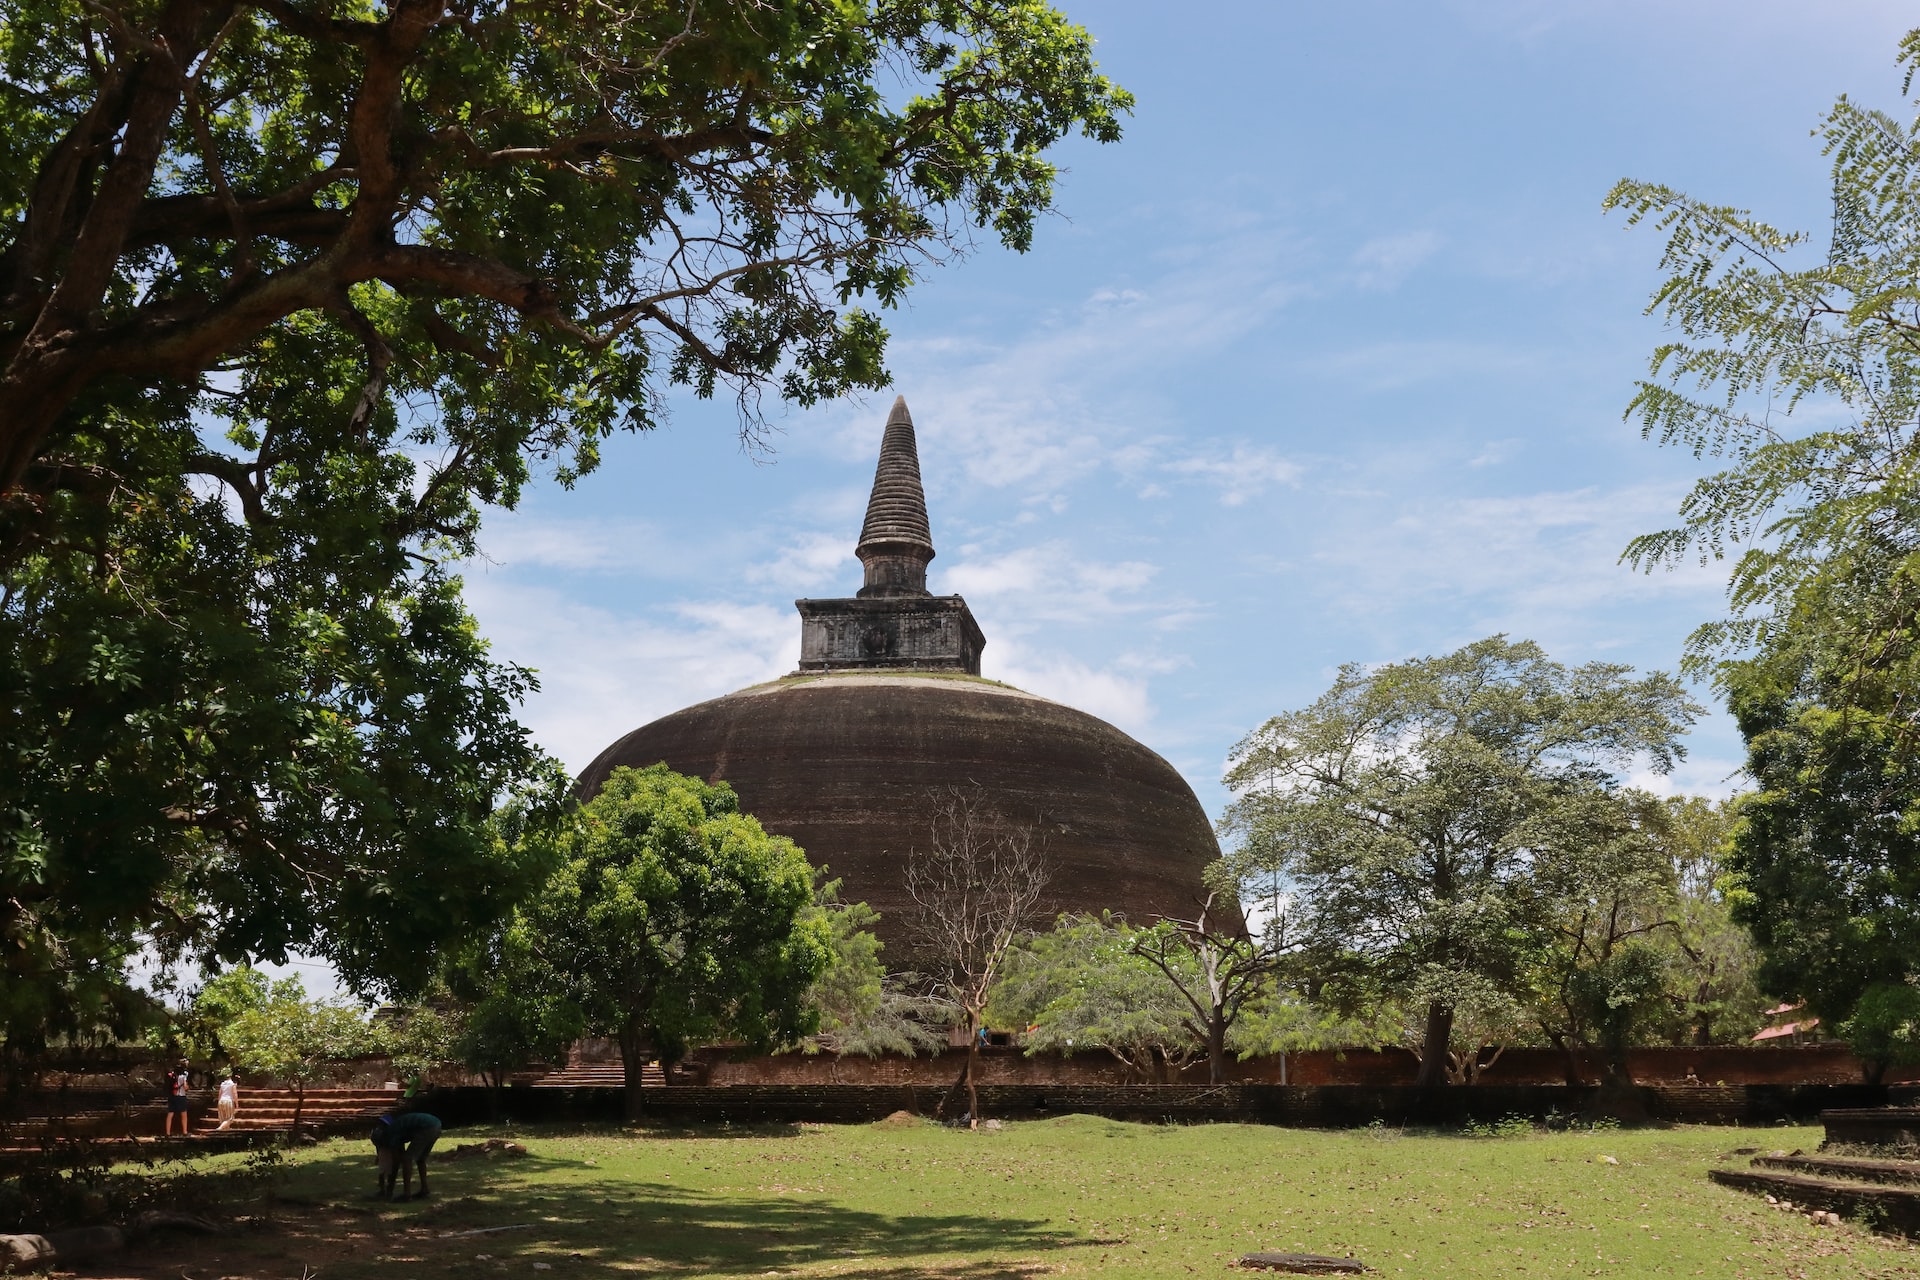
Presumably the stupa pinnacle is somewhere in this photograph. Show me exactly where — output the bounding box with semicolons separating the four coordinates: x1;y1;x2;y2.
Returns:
855;396;936;597
795;397;985;674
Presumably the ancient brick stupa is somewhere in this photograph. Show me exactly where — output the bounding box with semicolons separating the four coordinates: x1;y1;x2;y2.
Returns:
578;396;1224;954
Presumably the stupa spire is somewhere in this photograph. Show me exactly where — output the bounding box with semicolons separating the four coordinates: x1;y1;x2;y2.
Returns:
854;395;935;598
792;393;984;674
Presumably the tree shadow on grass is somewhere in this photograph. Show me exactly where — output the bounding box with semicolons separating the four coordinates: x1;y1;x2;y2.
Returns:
285;1146;1086;1278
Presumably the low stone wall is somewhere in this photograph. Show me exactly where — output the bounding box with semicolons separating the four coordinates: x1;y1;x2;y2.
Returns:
1823;1107;1920;1147
415;1081;1892;1129
689;1042;1914;1089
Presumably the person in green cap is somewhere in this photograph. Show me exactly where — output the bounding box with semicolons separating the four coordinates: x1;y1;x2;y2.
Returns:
370;1112;442;1200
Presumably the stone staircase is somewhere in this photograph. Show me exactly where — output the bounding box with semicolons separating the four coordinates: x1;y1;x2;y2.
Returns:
530;1058;665;1088
1711;1150;1920;1238
218;1087;401;1134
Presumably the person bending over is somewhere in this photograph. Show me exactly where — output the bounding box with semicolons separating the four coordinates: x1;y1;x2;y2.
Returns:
371;1112;442;1200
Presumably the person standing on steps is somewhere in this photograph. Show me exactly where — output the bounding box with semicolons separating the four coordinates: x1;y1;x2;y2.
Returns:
163;1058;193;1136
215;1070;240;1130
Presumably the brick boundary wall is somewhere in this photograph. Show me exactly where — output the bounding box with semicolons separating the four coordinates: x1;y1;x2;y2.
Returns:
415;1081;1895;1129
686;1043;1920;1088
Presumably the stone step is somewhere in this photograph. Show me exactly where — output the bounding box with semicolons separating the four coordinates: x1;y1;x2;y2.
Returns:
237;1091;400;1102
1755;1155;1920;1188
530;1063;664;1088
1709;1167;1920;1237
226;1105;395;1116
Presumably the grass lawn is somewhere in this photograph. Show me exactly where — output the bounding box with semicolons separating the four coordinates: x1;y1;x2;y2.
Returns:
99;1116;1920;1280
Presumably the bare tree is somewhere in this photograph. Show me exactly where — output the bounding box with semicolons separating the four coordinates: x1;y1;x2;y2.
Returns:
902;786;1049;1129
1133;892;1279;1084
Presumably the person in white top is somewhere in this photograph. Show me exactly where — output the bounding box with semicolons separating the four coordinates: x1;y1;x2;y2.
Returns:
215;1071;239;1130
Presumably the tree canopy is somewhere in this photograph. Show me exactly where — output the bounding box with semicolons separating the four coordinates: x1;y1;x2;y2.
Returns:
488;764;831;1118
0;0;1133;486
0;0;1128;1053
1610;28;1920;1035
1220;636;1699;1088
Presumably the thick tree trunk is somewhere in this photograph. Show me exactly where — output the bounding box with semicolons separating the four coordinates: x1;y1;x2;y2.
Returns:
1207;1010;1228;1085
618;1024;650;1123
1414;1002;1453;1091
1602;1037;1634;1088
1547;1032;1584;1087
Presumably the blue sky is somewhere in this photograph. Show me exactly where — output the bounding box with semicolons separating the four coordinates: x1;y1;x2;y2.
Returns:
461;0;1916;827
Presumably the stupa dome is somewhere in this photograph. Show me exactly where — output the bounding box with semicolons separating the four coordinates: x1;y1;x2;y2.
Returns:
579;397;1224;951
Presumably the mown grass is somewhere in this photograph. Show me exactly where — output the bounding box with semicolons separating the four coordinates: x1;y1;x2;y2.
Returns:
117;1117;1920;1280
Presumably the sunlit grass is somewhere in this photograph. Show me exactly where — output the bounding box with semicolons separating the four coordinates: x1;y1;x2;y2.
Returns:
137;1117;1920;1279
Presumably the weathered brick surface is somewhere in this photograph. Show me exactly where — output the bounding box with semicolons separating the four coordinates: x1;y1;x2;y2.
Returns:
1824;1107;1920;1147
690;1043;1916;1089
410;1081;1892;1129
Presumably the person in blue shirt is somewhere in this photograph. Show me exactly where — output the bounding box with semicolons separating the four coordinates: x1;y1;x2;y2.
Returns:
370;1112;442;1200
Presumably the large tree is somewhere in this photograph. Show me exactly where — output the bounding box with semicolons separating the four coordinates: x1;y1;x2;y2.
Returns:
1721;658;1920;1036
1610;28;1920;1033
0;0;1128;1045
1652;796;1769;1046
495;764;831;1120
1131;894;1278;1085
1220;636;1698;1090
222;982;372;1133
0;0;1131;486
1525;787;1678;1086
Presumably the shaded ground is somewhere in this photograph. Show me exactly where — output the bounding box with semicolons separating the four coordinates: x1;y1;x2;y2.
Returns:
48;1117;1920;1279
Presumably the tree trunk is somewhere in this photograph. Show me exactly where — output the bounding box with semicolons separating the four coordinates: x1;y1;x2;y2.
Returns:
1414;1002;1453;1091
1207;1009;1228;1085
964;1018;981;1130
618;1024;650;1123
1603;1035;1634;1088
484;1070;501;1123
1547;1032;1584;1087
291;1081;304;1138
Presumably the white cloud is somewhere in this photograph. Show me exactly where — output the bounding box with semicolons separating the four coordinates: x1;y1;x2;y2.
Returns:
477;513;661;574
1164;443;1303;506
990;642;1157;737
1628;754;1747;801
813;211;1310;507
1468;439;1520;468
745;530;853;592
1302;338;1552;392
940;543;1162;624
467;578;795;773
1352;230;1444;291
1307;482;1726;659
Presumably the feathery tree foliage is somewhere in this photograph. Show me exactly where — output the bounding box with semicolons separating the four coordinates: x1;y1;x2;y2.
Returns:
988;913;1202;1082
1220;636;1698;1089
799;883;944;1059
1610;29;1920;1031
0;0;1129;1052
